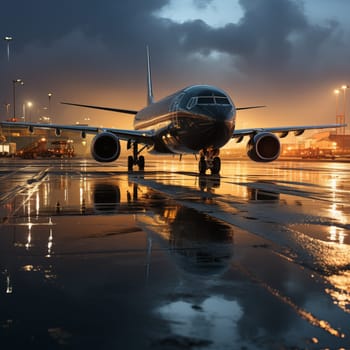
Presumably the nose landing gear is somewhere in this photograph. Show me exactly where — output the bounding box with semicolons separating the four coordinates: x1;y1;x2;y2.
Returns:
198;149;221;175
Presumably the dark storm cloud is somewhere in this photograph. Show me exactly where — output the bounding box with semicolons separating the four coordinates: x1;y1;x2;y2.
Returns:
175;0;340;77
1;0;339;67
1;0;168;50
0;1;174;106
0;0;345;81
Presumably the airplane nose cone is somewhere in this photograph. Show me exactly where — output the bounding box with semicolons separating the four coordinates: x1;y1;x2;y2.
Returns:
196;106;236;148
206;106;236;129
201;105;235;123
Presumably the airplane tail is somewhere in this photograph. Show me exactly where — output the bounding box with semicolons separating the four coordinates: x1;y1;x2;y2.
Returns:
146;46;154;106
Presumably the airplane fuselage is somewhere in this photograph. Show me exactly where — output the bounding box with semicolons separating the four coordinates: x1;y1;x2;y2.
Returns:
134;85;236;154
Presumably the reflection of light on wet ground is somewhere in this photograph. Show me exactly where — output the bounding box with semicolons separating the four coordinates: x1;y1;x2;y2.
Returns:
25;228;31;250
326;271;350;314
329;176;338;193
47;228;53;257
292;223;349;246
158;158;187;174
35;191;40;216
289;223;350;273
5;273;12;294
328;203;348;245
21;265;36;272
329;225;347;245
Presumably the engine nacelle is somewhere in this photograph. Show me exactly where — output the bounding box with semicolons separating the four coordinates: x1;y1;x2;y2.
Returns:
91;132;121;162
247;132;280;162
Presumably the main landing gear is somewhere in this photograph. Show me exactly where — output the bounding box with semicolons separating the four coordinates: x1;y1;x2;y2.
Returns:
198;148;221;175
127;141;146;171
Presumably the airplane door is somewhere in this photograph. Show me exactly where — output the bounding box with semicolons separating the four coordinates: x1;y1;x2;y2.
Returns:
170;93;185;128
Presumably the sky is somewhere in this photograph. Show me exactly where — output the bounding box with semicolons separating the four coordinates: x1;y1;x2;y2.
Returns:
1;0;350;131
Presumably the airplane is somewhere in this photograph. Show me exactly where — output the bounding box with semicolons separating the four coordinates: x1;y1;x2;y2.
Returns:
1;47;346;175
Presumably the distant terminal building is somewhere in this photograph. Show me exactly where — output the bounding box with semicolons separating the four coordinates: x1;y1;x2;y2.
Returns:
309;131;350;151
282;131;350;158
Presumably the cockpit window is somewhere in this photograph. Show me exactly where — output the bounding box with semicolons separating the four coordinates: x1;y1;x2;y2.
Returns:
215;97;230;105
198;97;215;104
186;97;197;109
187;95;231;109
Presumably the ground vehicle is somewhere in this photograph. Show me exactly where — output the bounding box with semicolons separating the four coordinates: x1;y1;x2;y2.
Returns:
300;148;335;160
0;142;16;157
47;140;74;158
16;139;74;158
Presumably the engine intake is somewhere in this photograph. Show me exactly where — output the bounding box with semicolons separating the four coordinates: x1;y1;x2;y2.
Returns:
91;132;121;162
247;132;280;162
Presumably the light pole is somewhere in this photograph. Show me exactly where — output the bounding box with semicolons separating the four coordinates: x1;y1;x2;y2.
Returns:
27;101;33;122
4;36;13;62
341;85;349;131
48;92;53;120
4;103;10;119
12;79;24;121
334;89;340;117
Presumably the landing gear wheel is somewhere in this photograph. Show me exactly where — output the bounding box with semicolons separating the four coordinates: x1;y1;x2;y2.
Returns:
128;156;134;171
199;157;207;175
138;156;145;171
129;142;146;172
211;157;221;175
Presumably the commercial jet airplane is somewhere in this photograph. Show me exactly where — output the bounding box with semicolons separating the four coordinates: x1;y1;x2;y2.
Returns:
1;47;345;174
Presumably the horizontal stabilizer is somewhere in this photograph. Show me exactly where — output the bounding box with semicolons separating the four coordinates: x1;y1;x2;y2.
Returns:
236;105;266;111
61;102;138;115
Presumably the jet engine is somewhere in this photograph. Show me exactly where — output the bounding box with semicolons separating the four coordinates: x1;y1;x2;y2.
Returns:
247;132;280;162
91;132;121;162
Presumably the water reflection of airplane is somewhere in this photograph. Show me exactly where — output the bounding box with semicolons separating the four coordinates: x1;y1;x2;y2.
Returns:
93;181;234;276
139;206;234;276
198;175;220;192
247;184;280;201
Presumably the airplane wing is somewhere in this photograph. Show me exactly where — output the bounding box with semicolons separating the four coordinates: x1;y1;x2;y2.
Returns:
61;102;138;115
232;124;346;142
0;121;155;145
236;105;266;111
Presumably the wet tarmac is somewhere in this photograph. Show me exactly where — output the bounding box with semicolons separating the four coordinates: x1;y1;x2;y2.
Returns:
0;157;349;349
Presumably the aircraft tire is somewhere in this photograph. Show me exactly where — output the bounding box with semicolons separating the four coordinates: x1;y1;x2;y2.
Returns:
138;156;145;171
199;157;207;175
211;157;221;175
128;156;134;171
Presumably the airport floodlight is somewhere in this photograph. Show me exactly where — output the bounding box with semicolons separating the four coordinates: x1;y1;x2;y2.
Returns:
48;92;53;119
4;36;13;61
13;79;24;85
